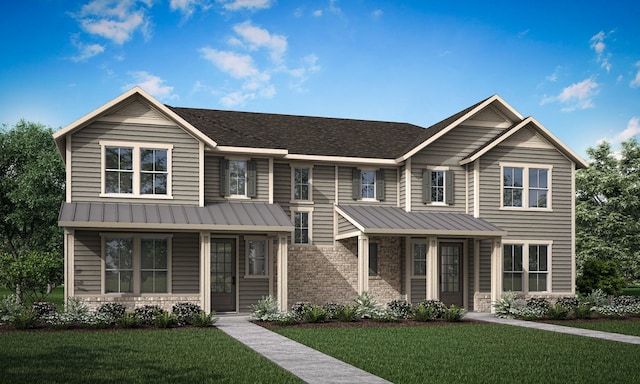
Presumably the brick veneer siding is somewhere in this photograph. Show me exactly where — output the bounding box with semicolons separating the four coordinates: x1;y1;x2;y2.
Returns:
287;237;403;307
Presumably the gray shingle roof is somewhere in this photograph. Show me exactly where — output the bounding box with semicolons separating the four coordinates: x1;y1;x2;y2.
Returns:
58;201;294;232
336;205;505;237
167;98;491;159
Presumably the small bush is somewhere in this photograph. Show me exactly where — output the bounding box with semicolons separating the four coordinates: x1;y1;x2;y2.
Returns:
31;302;58;320
583;289;608;308
118;312;140;328
576;258;625;296
251;296;279;321
387;300;412;319
547;303;570;320
420;300;447;319
154;311;178;328
443;305;466;322
322;303;342;320
172;302;202;326
290;302;309;320
192;311;219;327
411;304;437;322
266;311;298;325
354;291;381;319
493;291;522;319
96;303;126;324
0;294;22;325
371;308;399;323
11;307;38;329
572;303;593;319
556;296;580;311
336;305;360;322
302;305;328;323
134;305;163;325
612;296;640;306
526;297;550;312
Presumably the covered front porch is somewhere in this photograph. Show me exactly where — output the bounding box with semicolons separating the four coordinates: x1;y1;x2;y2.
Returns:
335;205;507;311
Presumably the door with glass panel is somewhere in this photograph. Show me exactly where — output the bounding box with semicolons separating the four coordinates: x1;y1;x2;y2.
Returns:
439;242;464;307
210;239;236;312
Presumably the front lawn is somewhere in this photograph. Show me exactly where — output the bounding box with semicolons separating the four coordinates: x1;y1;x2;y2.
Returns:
0;286;64;307
547;319;640;337
277;323;640;383
0;328;302;384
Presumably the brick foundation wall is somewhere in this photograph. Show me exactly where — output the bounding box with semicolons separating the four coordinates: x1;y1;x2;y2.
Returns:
287;237;403;307
75;295;201;311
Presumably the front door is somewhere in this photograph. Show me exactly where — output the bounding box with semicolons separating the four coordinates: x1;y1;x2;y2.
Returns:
211;239;236;312
439;242;463;307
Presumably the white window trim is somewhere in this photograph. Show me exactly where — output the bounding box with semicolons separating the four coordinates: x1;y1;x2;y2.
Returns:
499;162;552;211
100;233;173;295
228;158;248;199
502;239;553;293
360;168;378;201
290;164;313;203
426;165;449;206
291;207;313;245
244;236;269;279
411;240;428;278
99;141;173;199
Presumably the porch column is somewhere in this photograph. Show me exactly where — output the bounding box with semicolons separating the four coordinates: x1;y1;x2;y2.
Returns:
64;229;75;305
357;234;369;294
277;235;288;311
426;236;439;300
200;232;210;313
490;237;503;314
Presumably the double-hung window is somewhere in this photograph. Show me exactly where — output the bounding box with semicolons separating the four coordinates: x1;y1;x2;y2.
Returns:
352;168;385;201
247;239;267;276
101;141;172;198
503;241;550;292
422;168;454;205
501;163;551;209
293;211;311;245
293;167;311;201
220;159;257;198
104;235;171;294
413;242;427;276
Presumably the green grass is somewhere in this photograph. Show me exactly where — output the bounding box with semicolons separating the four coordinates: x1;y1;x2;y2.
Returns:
548;319;640;337
0;286;64;306
0;328;302;384
277;324;640;383
622;286;640;297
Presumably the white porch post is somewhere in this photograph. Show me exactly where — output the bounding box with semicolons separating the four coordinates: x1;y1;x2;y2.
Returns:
64;229;75;306
200;232;210;313
490;237;503;314
426;236;439;300
357;234;369;294
277;235;288;311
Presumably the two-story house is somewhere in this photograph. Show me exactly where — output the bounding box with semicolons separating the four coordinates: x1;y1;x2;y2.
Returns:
53;87;587;313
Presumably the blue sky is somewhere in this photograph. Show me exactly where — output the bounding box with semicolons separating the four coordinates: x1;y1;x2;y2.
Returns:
1;0;639;158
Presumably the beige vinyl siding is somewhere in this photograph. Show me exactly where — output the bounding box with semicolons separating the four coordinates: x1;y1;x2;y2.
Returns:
467;163;475;215
411;125;507;211
109;99;169;123
337;166;397;205
74;230;102;295
255;158;269;201
204;155;222;203
399;164;406;209
70;122;200;204
312;165;335;245
272;162;291;210
479;145;574;292
479;239;492;292
172;232;200;293
410;278;426;304
337;215;358;235
238;237;270;312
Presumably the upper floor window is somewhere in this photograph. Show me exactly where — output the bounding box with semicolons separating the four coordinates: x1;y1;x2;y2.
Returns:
101;141;172;198
220;159;256;198
422;168;454;205
500;163;552;210
293;167;311;201
352;168;385;201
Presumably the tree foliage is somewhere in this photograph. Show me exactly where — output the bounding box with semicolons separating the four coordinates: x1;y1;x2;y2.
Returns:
0;251;64;302
0;120;65;301
576;138;640;284
576;257;625;296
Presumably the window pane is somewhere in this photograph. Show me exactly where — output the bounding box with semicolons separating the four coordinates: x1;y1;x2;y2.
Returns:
105;147;119;169
119;270;133;293
230;160;247;195
369;243;378;276
154;150;167;171
120;172;133;194
105;171;119;193
361;170;375;199
514;245;523;271
413;243;427;276
105;271;119;293
529;273;547;292
248;240;266;275
141;149;154;171
140;271;154;293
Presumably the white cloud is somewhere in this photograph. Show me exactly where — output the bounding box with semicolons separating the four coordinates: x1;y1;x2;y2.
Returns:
611;117;640;143
372;9;383;19
200;47;259;78
630;61;640;88
219;0;272;11
170;0;212;19
73;0;153;45
546;66;562;82
541;77;599;111
590;30;613;72
233;21;287;63
123;71;177;100
313;9;323;17
70;39;105;62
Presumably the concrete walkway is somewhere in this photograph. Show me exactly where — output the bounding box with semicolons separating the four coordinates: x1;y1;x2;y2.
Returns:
465;312;640;345
216;315;391;384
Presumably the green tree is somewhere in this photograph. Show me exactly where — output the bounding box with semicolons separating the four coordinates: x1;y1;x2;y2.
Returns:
0;120;65;302
576;138;640;285
576;257;626;296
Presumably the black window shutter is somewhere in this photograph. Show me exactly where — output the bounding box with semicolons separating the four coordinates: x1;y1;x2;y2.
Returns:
445;171;455;205
220;158;229;197
422;169;431;204
247;160;257;198
376;169;385;201
352;168;361;200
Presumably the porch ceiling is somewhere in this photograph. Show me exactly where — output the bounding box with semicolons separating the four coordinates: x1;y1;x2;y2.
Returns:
335;205;506;237
58;201;294;232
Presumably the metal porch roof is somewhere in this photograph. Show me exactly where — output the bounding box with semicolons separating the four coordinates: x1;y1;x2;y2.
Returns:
59;201;294;232
336;205;505;237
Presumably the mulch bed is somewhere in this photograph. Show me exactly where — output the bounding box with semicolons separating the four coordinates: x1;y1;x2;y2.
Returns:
253;318;487;330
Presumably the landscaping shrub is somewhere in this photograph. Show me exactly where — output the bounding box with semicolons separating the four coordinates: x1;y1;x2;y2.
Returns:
134;305;163;325
387;300;412;319
118;312;140;328
11;307;38;329
493;291;522;319
154;311;178;328
31;302;57;320
302;305;328;323
290;302;309;320
335;305;360;322
411;304;437;322
443;305;465;322
371;308;399;323
96;303;126;324
556;296;580;312
354;291;381;319
572;303;593;319
172;302;202;326
322;303;342;320
547;303;570;320
576;258;625;296
420;300;447;318
251;296;279;321
583;289;609;308
192;310;218;327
